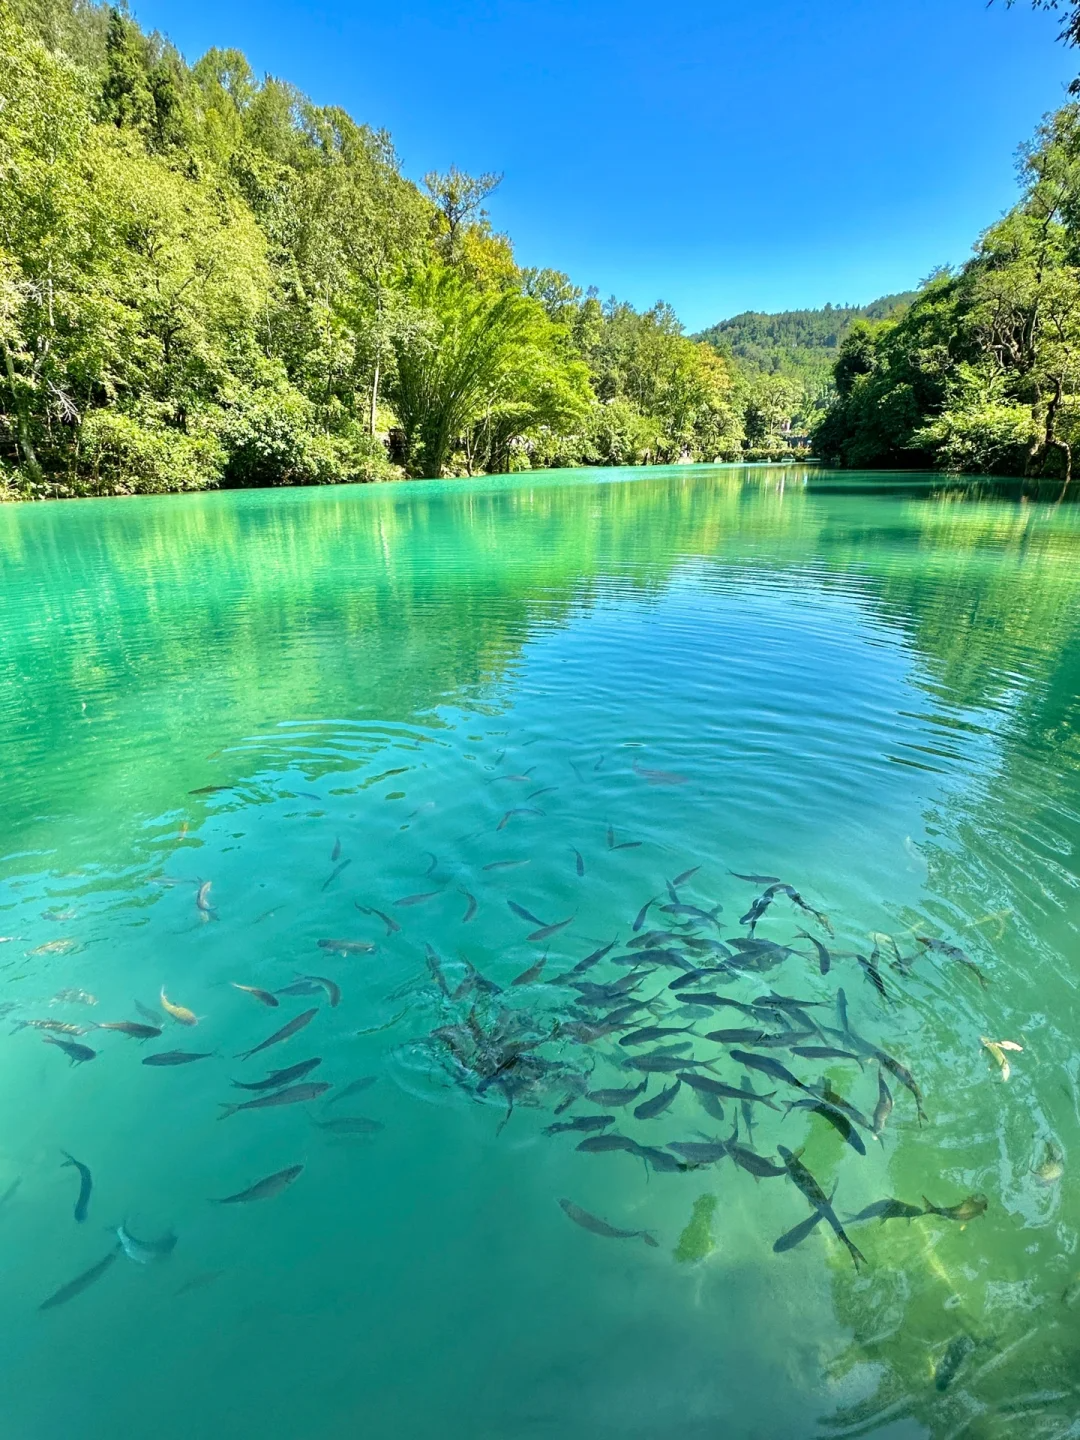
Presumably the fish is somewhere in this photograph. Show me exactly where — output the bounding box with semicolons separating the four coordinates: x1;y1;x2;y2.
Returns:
632;1143;692;1173
317;938;375;955
212;1164;304;1204
135;1000;163;1025
231;1057;322;1091
623;1052;701;1074
750;1030;816;1049
576;1133;641;1154
425;944;451;998
786;1097;867;1155
777;1145;866;1270
871;1047;927;1123
458;889;478;923
632;759;687;785
326;1075;377;1106
218;1081;331;1118
790;1046;863;1064
740;895;773;928
160;988;197;1026
276;980;323;997
528;917;574;944
739;1076;758;1143
235;1008;318;1061
663;903;723;927
43;1036;96;1064
117;1223;177;1264
1032;1141;1064;1185
667;1140;730;1164
858;952;889;1001
835;987;850;1035
729;1049;810;1094
704;1027;770;1045
917;936;989;988
934;1334;977;1392
511;958;546;986
96;1020;163;1040
729;1143;787;1179
508;901;548;927
321;858;352;891
196;880;215;919
394;891;441;907
528;786;558;800
482;860;530;871
845;1198;925;1223
51;989;97;1007
356;903;401;936
678;1072;779;1108
773;1208;829;1253
619;1025;697;1047
15;1019;88;1036
27;938;79;956
796;931;831;975
497;807;544;830
39;1246;120;1310
174;1270;225;1297
981;1035;1022;1081
730;872;781;885
60;1151;92;1223
331;837;342;862
559;1197;658;1246
190;784;230;795
0;1177;21;1207
230;983;279;1008
572;849;585;877
871;1071;893;1140
143;1050;216;1066
543;1115;616;1135
311;1115;384;1136
571;938;618;974
922;1193;988;1223
631;898;657;933
671;866;700;887
303;975;341;1008
585;1080;648;1107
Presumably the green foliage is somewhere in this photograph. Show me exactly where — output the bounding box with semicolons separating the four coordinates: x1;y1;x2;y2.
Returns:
814;103;1080;479
0;0;742;498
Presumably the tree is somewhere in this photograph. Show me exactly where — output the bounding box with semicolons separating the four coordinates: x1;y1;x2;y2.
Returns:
422;166;502;267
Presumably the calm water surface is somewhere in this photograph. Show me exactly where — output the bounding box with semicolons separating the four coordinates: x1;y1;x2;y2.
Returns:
1;464;1079;1438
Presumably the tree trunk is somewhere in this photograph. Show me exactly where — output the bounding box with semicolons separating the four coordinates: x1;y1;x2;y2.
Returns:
1;340;42;481
369;356;380;438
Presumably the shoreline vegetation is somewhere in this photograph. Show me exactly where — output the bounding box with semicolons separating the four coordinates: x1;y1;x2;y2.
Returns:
3;3;1080;501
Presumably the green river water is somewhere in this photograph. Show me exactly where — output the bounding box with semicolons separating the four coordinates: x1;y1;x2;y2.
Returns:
1;463;1078;1438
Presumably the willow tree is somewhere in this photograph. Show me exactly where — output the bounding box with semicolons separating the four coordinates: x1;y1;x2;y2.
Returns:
388;266;591;477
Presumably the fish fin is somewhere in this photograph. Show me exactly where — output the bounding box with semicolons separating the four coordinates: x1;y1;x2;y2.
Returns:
921;1196;936;1213
217;1104;239;1120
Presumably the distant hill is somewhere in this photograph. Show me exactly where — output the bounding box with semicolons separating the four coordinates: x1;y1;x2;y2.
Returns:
695;293;918;383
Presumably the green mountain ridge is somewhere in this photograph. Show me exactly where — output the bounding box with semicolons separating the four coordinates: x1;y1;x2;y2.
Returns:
694;293;919;378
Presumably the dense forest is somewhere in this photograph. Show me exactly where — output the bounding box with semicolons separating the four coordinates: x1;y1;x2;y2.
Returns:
694;294;916;439
1;0;777;499
812;2;1080;479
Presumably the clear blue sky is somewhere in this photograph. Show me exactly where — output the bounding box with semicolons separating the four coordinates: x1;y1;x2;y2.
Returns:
130;0;1073;330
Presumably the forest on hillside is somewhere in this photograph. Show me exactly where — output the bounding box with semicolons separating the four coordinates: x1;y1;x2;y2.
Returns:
2;0;799;500
694;294;917;442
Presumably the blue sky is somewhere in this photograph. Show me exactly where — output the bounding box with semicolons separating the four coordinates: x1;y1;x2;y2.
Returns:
130;0;1073;330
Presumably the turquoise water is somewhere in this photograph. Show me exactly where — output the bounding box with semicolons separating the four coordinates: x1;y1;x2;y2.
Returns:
1;464;1079;1438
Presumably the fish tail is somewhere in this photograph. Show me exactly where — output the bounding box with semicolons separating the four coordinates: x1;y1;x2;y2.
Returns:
217;1103;239;1120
